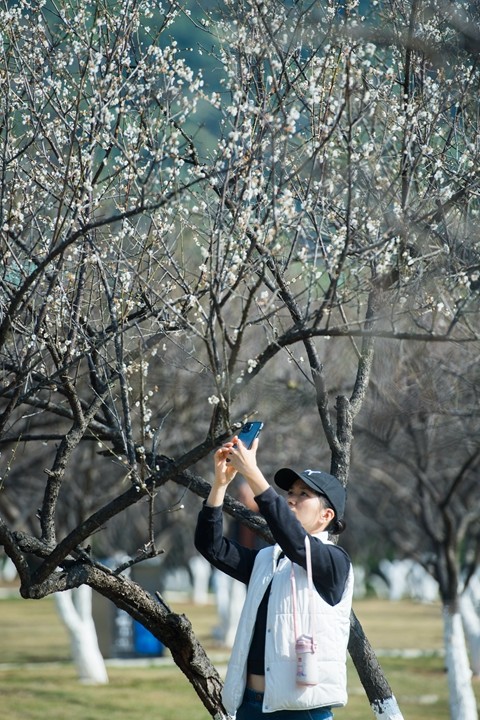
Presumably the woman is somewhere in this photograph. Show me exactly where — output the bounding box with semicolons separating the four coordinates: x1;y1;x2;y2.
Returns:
194;433;354;719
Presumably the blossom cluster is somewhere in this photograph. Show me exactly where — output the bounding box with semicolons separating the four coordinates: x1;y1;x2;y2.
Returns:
1;0;478;455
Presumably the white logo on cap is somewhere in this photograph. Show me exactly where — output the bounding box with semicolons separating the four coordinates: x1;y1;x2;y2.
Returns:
304;469;321;476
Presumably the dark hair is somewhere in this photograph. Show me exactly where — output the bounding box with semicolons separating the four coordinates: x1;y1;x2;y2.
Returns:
318;494;347;535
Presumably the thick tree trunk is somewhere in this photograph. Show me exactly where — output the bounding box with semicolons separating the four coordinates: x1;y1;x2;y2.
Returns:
348;610;404;719
82;566;229;719
54;586;109;684
443;604;478;720
460;577;480;677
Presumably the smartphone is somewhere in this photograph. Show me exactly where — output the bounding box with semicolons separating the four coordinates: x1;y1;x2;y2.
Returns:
236;421;264;449
226;421;264;462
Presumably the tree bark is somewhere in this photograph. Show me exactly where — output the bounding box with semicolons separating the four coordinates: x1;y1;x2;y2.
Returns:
83;565;228;719
348;610;404;720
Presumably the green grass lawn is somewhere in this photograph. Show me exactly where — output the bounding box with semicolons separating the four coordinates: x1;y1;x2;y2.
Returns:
0;589;478;720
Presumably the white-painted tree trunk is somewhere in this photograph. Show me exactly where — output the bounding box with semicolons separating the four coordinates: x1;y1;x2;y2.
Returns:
189;554;211;605
443;605;478;720
379;559;413;601
55;586;109;684
0;556;18;582
460;579;480;677
212;570;246;648
370;696;404;720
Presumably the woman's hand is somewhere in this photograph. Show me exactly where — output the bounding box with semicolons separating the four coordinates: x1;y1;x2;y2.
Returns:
227;436;270;496
214;445;237;486
226;436;257;476
204;445;238;508
206;434;268;507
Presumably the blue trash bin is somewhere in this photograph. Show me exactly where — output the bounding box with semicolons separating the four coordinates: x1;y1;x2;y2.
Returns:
133;620;164;656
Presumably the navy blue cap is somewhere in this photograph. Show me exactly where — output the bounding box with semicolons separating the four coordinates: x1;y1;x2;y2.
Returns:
274;467;346;519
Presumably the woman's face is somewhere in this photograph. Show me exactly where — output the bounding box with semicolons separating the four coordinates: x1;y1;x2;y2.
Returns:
286;479;334;534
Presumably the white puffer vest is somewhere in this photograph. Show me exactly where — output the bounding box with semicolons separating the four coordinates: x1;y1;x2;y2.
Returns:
222;535;354;716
